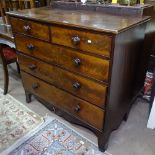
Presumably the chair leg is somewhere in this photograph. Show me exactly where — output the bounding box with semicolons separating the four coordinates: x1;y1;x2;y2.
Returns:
3;64;9;95
16;62;20;74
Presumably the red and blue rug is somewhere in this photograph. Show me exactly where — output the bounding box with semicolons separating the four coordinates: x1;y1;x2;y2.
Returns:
7;119;111;155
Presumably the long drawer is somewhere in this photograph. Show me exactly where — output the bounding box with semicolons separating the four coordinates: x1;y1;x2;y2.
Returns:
51;26;112;57
10;17;50;41
21;71;105;130
15;34;110;82
18;54;107;108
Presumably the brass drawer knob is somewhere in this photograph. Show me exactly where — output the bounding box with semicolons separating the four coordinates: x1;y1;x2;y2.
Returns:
28;64;37;70
27;44;34;50
73;58;81;66
74;104;80;112
23;25;31;32
72;36;80;45
32;83;39;90
73;82;81;90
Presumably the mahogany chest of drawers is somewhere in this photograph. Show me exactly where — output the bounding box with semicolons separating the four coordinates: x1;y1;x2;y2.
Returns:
7;7;150;151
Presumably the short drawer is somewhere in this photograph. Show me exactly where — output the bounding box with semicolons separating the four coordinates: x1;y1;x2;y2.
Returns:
18;54;107;108
51;26;112;57
10;17;49;41
15;35;110;82
21;72;105;130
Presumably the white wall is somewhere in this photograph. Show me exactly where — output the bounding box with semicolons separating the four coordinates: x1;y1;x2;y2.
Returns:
147;97;155;129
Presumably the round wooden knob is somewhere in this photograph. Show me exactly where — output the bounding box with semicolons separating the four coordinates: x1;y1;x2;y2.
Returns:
74;104;80;112
23;25;31;32
73;82;81;90
73;58;81;66
27;44;34;50
28;64;37;70
72;36;80;45
32;83;39;90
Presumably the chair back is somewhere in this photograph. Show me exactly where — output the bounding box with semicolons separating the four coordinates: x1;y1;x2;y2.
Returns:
0;44;5;65
16;0;35;10
0;0;35;25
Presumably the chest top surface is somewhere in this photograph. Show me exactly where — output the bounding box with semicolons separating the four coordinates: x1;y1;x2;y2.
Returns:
7;7;150;34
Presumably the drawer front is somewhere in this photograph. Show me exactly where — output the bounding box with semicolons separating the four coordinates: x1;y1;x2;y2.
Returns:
15;35;110;82
18;54;107;108
51;26;112;57
10;17;49;41
21;72;105;130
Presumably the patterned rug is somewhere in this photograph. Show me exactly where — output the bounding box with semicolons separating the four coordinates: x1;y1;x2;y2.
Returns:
0;88;43;154
8;119;111;155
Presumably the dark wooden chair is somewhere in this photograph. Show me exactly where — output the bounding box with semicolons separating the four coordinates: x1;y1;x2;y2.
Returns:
0;0;36;95
0;45;20;94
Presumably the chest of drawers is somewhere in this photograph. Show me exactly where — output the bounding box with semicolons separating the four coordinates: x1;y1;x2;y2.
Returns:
7;7;150;151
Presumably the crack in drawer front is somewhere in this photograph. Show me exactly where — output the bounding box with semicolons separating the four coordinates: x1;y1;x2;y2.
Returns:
10;17;50;41
15;35;110;82
51;26;112;57
21;71;105;130
18;54;107;108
